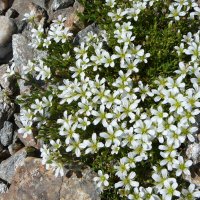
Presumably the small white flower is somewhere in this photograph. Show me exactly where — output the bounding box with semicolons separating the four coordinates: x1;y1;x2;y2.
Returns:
93;170;109;191
173;156;193;176
81;133;104;154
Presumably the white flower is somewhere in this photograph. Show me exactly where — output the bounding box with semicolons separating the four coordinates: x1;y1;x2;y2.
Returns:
74;42;89;59
152;168;169;190
108;8;127;21
50;139;61;151
43;37;51;48
77;117;91;130
62;52;70;60
128;187;144;199
150;106;168;124
42;95;53;108
115;172;139;191
81;133;104;154
141;187;160;200
93;170;109;191
52;15;66;26
134;81;153;101
174;43;185;57
111;144;120;154
174;62;189;77
105;0;116;8
100;125;122;147
166;76;185;93
133;119;155;142
112;70;132;93
181;32;193;44
65;136;82;157
113;45;131;65
51;161;64;177
181;184;200;199
18;121;33;138
160;180;180;200
20;108;34;123
35;60;51;80
60;123;79;145
101;50;116;68
168;5;186;21
173;156;192;176
184;42;200;61
114;157;130;178
40;144;51;165
3;63;16;82
92;105;113;127
23;10;36;21
77;101;93;116
159;142;179;171
31;99;44;115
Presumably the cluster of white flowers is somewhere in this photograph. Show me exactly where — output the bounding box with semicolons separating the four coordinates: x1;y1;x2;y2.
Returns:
23;14;73;49
10;0;200;199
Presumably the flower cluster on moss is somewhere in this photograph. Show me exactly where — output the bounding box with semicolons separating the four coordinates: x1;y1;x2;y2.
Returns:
5;0;200;199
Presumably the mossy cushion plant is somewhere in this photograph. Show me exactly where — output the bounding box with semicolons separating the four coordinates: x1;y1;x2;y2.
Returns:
4;0;200;199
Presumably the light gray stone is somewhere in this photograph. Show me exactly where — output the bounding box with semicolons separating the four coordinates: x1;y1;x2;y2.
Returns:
0;103;15;129
0;43;12;64
51;0;74;11
0;148;27;183
0;182;8;194
0;16;17;46
32;0;53;10
5;8;19;18
0;121;13;147
12;34;33;68
8;131;24;155
0;0;13;13
186;143;200;164
10;0;32;21
0;157;100;200
0;64;16;95
12;34;32;95
0;16;17;64
186;142;200;187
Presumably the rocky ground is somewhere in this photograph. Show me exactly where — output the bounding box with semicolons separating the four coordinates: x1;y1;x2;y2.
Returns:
0;0;100;199
0;0;199;199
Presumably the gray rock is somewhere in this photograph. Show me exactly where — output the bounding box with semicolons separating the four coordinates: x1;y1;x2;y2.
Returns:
0;64;16;95
8;131;24;155
0;16;17;46
0;157;100;200
12;34;47;95
50;1;84;30
12;34;33;69
0;43;12;64
10;0;32;21
73;23;99;45
0;121;13;147
186;143;200;164
0;148;27;183
28;2;48;26
5;8;19;18
0;16;17;64
0;0;13;14
0;143;10;161
32;0;53;10
186;142;200;187
0;103;15;130
0;182;8;194
51;0;74;11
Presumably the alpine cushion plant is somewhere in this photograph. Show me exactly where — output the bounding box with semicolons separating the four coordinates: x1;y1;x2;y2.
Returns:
4;0;200;199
